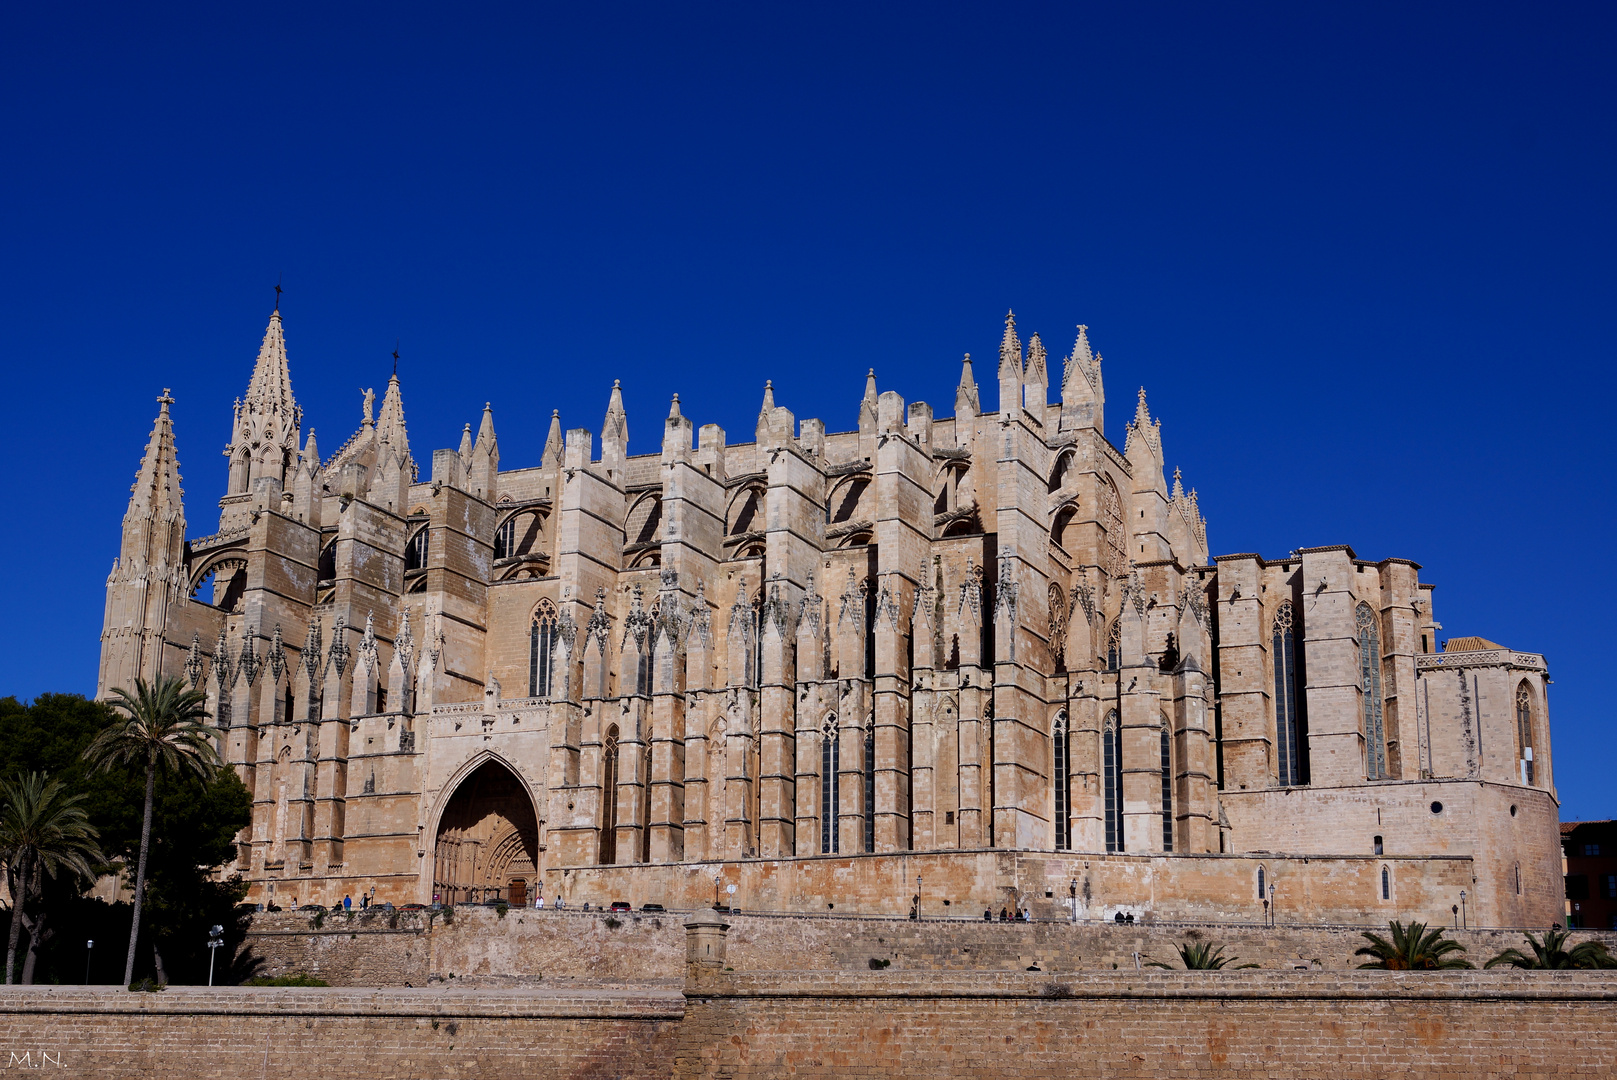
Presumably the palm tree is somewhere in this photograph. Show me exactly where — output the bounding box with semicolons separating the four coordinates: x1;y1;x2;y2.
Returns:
1355;920;1473;970
0;772;103;984
1485;926;1617;970
1146;940;1259;970
84;676;218;987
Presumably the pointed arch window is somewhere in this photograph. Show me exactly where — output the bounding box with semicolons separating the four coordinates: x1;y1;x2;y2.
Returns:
1273;602;1303;786
494;517;517;560
1381;865;1391;901
821;717;840;854
1053;712;1070;851
1160;718;1174;852
1257;865;1266;900
1106;619;1121;671
1103;709;1123;852
1356;603;1388;779
600;724;620;865
1516;682;1536;785
530;601;557;699
863;722;876;853
405;528;428;572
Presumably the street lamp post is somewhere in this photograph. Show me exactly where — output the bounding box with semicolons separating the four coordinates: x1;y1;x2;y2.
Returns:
84;940;93;984
916;876;922;920
1070;879;1078;923
1459;890;1467;930
1268;883;1276;927
206;925;224;987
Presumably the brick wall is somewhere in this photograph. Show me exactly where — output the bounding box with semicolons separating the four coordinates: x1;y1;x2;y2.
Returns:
0;986;682;1079
3;973;1613;1079
676;970;1617;1079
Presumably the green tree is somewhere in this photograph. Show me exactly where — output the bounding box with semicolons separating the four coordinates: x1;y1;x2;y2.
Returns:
1145;940;1259;969
84;677;218;987
1355;920;1473;970
1485;926;1617;970
0;772;103;983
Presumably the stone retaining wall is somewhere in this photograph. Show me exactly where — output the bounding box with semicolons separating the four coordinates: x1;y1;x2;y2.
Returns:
244;905;1617;985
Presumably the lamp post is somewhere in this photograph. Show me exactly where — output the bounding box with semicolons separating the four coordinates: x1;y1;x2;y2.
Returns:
916;876;922;919
1070;879;1078;923
1459;890;1467;930
1451;903;1459;929
84;940;93;984
1268;883;1276;927
206;925;224;987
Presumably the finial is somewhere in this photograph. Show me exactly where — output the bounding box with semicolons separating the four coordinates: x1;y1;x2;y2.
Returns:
613;379;621;388
392;340;400;376
273;276;283;312
765;379;772;389
552;408;560;417
159;387;174;405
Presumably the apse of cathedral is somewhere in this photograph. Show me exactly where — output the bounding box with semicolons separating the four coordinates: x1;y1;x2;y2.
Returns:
98;306;1563;926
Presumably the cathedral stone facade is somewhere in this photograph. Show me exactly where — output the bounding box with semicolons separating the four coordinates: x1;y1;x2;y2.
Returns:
98;306;1562;926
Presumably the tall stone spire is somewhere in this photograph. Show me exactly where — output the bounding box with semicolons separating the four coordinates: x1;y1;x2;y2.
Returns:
225;307;302;498
375;372;410;465
100;390;189;698
129;390;185;519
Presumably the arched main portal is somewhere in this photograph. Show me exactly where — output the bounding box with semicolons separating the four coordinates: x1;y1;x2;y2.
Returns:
432;759;540;906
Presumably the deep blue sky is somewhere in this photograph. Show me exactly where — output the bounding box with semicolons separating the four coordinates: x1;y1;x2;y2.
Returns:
2;4;1612;818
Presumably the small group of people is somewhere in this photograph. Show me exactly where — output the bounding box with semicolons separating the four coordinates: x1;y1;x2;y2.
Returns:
985;907;1032;922
339;888;379;912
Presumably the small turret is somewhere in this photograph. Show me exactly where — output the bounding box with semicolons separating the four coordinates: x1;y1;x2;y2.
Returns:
467;402;499;501
601;380;629;481
1024;331;1049;426
858;369;879;434
1059;324;1104;433
663;393;693;462
955;353;979;438
998;310;1023;418
542;409;564;470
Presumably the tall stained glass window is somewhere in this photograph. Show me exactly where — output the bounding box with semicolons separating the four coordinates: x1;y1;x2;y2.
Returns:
1103;710;1123;852
1357;603;1388;779
1272;602;1301;786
